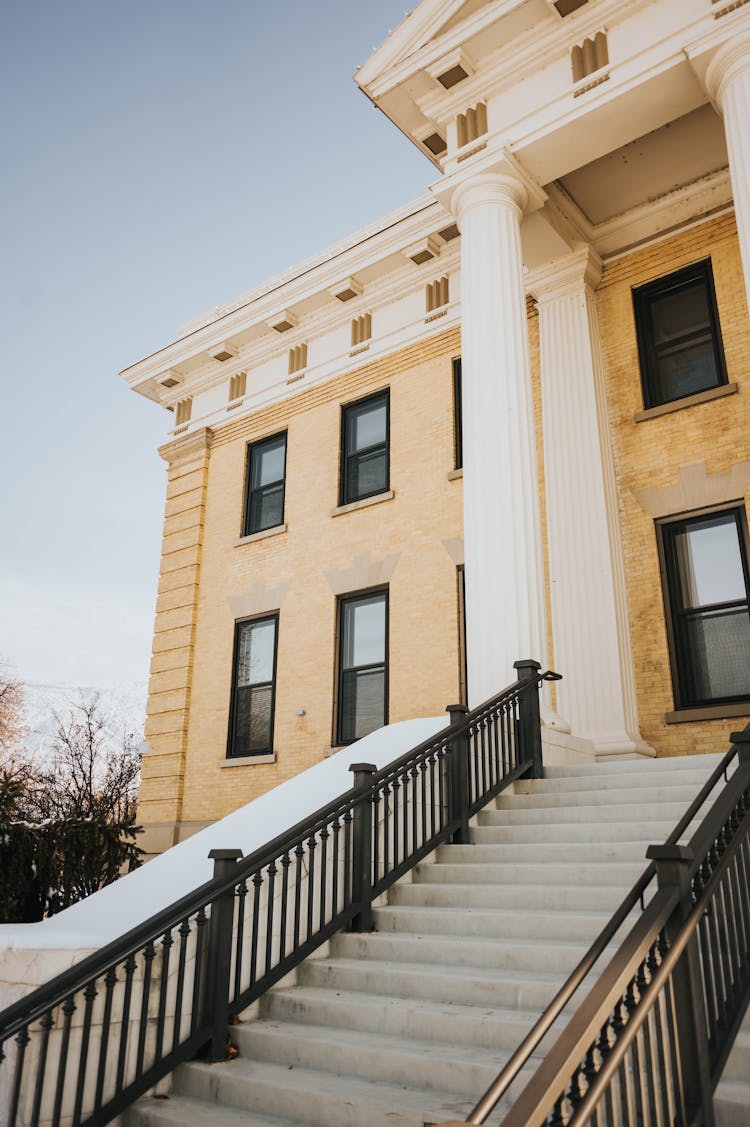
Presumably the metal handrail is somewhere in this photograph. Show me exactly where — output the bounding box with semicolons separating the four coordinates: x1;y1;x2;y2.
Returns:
0;663;551;1127
491;726;750;1127
467;739;742;1123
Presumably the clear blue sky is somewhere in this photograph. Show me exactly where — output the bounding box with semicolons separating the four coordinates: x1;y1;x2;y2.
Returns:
0;1;430;688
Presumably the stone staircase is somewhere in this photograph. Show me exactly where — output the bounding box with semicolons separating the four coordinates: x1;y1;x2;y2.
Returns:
127;754;749;1127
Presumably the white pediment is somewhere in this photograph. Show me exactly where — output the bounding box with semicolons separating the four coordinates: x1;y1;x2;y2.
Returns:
357;0;524;92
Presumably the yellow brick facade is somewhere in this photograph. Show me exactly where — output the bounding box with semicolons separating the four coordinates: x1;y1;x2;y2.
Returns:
599;212;750;756
139;328;473;843
138;214;750;846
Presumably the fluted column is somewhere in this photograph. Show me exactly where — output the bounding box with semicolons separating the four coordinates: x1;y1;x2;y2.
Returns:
453;172;549;706
706;38;750;312
534;249;651;756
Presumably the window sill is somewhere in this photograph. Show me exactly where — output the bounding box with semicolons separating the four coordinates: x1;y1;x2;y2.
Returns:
331;490;394;518
664;701;750;725
234;524;287;547
634;382;738;423
447;468;463;481
221;753;277;767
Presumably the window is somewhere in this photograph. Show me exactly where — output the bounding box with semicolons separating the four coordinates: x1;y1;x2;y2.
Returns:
659;507;750;710
340;390;389;505
336;589;388;745
453;358;463;470
633;260;727;410
244;432;287;536
227;615;278;757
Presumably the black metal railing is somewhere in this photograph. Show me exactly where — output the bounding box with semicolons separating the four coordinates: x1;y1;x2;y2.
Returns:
448;726;750;1127
0;660;551;1127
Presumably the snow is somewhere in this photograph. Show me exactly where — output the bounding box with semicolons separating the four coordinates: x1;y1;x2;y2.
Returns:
0;715;447;952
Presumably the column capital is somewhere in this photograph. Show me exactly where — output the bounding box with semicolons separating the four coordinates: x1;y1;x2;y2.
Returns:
705;36;750;108
431;148;546;226
527;246;602;304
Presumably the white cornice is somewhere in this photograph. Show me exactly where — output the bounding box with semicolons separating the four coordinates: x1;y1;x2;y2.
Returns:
172;300;462;441
160;244;462;408
121;197;452;391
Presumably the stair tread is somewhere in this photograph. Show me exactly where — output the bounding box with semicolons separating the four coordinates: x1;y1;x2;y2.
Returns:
235;1016;544;1067
308;954;565;983
266;983;550;1021
377;902;615;920
129;1093;300;1127
182;1057;473;1121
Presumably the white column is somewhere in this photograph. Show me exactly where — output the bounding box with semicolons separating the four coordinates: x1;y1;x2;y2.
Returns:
453;172;550;707
534;249;651;756
706;39;750;312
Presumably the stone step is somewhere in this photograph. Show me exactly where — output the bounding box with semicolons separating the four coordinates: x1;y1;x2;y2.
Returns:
260;984;545;1052
432;849;645;883
543;754;723;776
372;902;613;942
330;929;599;975
462;837;652;862
715;1080;750;1127
495;783;701;809
127;1095;299;1127
232;1018;538;1099
174;1058;472;1127
514;768;716;794
480;801;692;825
392;879;627;915
720;1028;750;1082
299;954;564;1010
471;819;684;844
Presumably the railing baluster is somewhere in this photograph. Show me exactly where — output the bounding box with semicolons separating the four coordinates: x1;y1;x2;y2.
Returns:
319;830;329;931
154;933;172;1063
95;968;117;1109
115;959;135;1096
331;819;341;916
249;872;262;989
306;835;316;942
265;860;277;981
190;908;208;1037
134;945;154;1080
9;1026;30;1127
73;981;98;1127
172;920;190;1052
234;882;248;1001
279;852;291;964
293;843;304;946
31;1012;53;1127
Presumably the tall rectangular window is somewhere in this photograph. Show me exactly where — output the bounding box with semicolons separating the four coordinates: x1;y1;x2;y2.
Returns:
227;614;278;757
453;357;463;470
340;390;389;505
337;589;388;745
633;260;727;410
659;507;750;709
244;432;287;536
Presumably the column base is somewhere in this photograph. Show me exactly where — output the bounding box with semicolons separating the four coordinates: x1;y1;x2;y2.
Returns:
589;733;656;761
542;726;596;765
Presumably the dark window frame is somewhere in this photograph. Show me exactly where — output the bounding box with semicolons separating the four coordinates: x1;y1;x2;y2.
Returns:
633;258;728;411
656;503;750;712
453;357;463;470
226;611;280;758
334;585;389;747
242;430;287;537
339;389;390;506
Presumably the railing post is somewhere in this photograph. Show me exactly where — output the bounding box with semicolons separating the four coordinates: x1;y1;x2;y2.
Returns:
730;729;750;765
646;843;715;1127
349;762;376;933
446;703;470;844
514;658;543;779
203;848;243;1062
